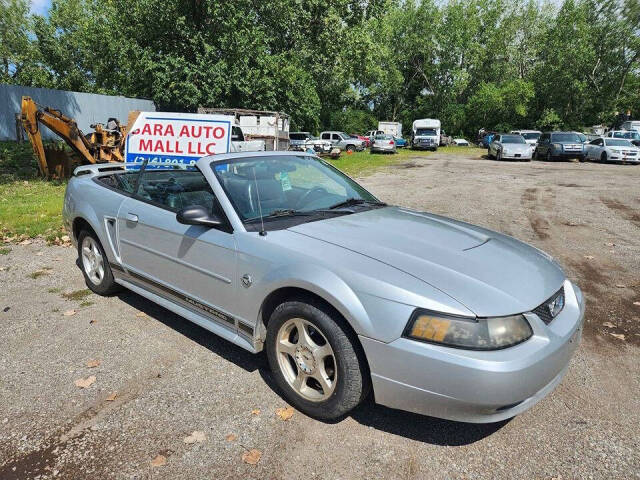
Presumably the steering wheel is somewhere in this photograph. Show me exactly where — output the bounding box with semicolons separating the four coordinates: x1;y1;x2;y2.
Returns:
296;187;327;209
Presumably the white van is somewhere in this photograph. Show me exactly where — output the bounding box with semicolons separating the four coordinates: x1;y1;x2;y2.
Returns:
411;119;440;151
621;121;640;133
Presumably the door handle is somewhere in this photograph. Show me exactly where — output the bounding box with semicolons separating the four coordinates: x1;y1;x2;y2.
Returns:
126;213;138;223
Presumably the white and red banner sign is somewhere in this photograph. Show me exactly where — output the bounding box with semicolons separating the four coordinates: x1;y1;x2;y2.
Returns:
125;112;234;167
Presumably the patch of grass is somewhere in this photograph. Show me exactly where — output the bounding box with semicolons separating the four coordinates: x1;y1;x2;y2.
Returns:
328;146;485;177
29;270;50;279
62;289;92;301
79;300;94;307
47;287;62;293
0;247;10;255
0;179;66;239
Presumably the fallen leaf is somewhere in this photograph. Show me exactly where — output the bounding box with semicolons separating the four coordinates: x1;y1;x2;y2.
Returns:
19;239;32;246
242;449;262;465
183;431;206;444
105;392;117;401
135;312;147;318
36;251;43;256
583;255;594;260
634;302;640;307
605;242;615;247
63;309;76;316
602;322;616;328
615;284;626;288
86;359;101;368
89;319;97;324
61;235;70;242
251;409;260;415
225;433;237;442
74;375;96;389
609;333;625;341
150;454;167;467
275;406;294;421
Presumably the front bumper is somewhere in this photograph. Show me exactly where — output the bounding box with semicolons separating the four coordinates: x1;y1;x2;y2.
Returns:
360;280;585;423
555;150;584;159
502;150;532;160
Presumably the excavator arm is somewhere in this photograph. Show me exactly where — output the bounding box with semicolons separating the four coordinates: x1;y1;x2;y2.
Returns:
21;96;126;178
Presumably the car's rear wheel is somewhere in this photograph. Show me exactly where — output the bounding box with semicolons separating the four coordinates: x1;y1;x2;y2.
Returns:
266;300;370;420
77;230;120;296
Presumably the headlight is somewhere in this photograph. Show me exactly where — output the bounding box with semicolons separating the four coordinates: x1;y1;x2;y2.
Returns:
612;149;622;154
404;310;533;350
553;143;563;150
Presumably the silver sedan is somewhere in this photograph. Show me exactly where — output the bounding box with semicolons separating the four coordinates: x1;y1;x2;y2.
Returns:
370;134;397;154
489;134;533;161
63;152;584;422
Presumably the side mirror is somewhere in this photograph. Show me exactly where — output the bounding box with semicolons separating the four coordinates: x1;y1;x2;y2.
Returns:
176;205;223;228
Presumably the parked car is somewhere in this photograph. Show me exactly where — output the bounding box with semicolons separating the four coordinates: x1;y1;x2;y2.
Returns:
488;134;532;161
453;138;469;146
350;133;371;148
289;132;313;151
510;130;541;150
572;132;588;143
63;151;584;422
393;136;407;148
370;134;397;154
606;130;640;147
534;132;585;161
584;137;640;164
320;131;365;152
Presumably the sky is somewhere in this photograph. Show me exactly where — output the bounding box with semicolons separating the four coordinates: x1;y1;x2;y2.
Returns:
30;0;51;15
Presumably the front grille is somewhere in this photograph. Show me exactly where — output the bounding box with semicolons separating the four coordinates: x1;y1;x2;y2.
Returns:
532;286;565;324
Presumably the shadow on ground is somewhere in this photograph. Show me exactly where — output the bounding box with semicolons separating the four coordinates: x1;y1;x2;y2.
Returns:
116;289;507;446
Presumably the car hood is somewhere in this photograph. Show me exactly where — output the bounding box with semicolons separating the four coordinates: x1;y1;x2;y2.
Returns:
288;207;565;316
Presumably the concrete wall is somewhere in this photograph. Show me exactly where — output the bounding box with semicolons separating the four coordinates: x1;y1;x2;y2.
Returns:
0;84;156;141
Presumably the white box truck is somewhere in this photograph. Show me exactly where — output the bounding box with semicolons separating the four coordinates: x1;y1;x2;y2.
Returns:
411;119;441;151
378;121;403;138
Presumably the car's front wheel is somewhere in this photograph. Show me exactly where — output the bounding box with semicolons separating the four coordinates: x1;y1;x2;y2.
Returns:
266;300;370;420
77;229;120;296
345;144;355;153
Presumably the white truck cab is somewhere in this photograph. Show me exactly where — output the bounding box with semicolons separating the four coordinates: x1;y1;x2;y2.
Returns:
412;119;440;151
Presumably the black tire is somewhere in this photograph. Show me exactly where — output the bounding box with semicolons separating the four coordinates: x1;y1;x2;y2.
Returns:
601;152;607;163
77;229;121;296
345;144;355;153
265;300;370;420
578;155;585;163
497;149;502;161
546;150;553;162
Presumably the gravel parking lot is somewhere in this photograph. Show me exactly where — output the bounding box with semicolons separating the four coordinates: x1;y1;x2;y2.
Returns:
1;153;639;479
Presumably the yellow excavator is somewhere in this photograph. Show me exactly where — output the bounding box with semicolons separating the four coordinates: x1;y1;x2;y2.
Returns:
20;96;127;178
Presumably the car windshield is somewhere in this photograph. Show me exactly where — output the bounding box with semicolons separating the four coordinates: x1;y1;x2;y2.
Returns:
521;132;541;140
289;133;309;141
502;135;526;144
339;133;351;140
416;128;437;136
374;134;392;140
212;155;378;222
552;133;581;142
606;139;633;147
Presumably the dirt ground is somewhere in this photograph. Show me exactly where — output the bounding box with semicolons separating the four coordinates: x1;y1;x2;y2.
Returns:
1;153;639;479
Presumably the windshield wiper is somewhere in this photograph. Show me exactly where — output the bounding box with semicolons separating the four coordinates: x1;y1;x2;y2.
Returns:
325;198;387;210
245;209;313;223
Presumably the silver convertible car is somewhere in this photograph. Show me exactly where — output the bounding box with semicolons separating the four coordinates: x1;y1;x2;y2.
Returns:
63;152;585;423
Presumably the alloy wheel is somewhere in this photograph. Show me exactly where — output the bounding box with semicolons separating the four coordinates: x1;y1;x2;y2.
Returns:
275;317;337;402
81;236;104;285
